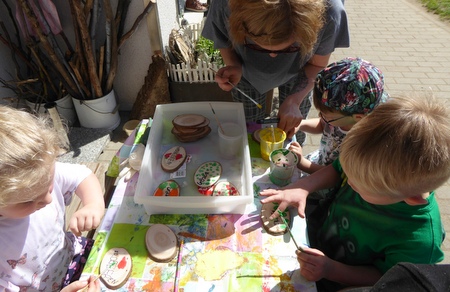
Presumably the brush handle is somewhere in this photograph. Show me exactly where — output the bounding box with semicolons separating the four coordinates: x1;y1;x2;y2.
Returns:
209;67;263;109
174;240;184;292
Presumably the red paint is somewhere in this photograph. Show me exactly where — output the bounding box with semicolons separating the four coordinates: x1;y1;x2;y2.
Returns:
118;256;127;269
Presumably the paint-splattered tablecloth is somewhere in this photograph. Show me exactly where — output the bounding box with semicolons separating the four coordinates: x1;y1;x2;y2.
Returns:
81;121;317;292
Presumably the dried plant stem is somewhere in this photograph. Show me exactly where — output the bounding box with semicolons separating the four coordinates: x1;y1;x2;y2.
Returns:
118;0;156;49
28;46;58;96
103;0;117;94
17;0;78;97
98;46;105;85
69;0;103;98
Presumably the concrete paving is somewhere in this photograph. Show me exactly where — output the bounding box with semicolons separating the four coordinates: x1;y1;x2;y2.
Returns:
304;0;450;264
100;0;450;264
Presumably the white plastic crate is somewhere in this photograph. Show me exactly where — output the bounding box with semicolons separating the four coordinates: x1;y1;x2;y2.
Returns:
134;101;253;215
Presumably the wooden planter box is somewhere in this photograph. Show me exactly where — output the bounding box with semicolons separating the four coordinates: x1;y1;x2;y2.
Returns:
166;22;231;103
169;81;232;102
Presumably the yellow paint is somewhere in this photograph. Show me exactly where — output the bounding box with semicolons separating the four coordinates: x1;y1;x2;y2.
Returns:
195;249;245;281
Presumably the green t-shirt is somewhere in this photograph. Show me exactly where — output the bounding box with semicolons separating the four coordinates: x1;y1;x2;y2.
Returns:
315;158;444;273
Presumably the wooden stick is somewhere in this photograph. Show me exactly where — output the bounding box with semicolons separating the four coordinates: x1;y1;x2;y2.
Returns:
115;0;131;40
69;0;103;98
17;0;79;96
118;0;156;49
98;46;105;86
103;0;117;94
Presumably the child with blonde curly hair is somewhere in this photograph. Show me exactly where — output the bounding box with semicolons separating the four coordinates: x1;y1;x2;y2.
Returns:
0;106;104;291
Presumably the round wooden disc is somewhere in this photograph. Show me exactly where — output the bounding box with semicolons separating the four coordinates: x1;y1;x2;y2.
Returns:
252;129;262;144
173;114;205;128
213;181;240;196
260;202;291;236
99;247;132;290
153;180;180;196
161;146;187;172
172;126;211;142
145;224;178;262
194;161;222;187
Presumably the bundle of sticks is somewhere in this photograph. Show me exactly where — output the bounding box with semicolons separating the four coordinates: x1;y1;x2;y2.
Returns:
0;0;155;102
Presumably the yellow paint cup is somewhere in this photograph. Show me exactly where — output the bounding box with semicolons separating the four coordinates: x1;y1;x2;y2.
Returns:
259;127;286;161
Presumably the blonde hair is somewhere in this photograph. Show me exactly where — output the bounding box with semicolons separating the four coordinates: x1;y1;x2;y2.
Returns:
340;95;450;199
229;0;326;56
0;106;62;206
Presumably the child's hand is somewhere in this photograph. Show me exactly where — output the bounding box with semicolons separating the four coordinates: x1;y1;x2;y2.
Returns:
288;141;303;168
69;203;104;236
296;248;331;282
259;187;309;218
61;276;100;292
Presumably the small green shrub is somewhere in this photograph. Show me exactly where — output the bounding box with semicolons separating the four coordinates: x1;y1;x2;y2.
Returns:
195;36;224;67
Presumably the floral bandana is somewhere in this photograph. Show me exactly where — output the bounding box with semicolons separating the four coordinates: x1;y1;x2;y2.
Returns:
316;57;388;114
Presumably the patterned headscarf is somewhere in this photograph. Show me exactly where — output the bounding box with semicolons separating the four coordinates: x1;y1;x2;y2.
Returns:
316;57;388;114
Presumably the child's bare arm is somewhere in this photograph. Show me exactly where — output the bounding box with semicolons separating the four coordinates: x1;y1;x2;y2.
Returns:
297;157;326;174
289;141;326;174
296;118;323;134
297;248;382;286
68;173;105;236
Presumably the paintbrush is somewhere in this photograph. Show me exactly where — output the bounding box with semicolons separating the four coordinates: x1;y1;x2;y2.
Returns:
78;270;107;291
277;210;305;252
209;67;263;109
79;259;120;291
209;103;226;135
174;239;184;292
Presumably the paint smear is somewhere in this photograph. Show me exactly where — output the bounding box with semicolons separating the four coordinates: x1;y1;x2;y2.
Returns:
195;249;244;281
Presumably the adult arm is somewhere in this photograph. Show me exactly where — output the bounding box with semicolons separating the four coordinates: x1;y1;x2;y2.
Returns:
278;54;331;139
260;163;340;218
68;173;105;236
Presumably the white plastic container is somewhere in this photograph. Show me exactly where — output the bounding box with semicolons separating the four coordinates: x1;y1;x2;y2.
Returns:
134;102;253;215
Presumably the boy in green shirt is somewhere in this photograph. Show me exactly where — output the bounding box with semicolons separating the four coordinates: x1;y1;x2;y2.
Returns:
260;95;450;290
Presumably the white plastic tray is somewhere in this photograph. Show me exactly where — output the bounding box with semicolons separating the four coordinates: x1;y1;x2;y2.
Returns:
134;101;253;215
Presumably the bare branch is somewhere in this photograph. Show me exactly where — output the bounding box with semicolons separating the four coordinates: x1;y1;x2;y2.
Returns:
118;0;155;50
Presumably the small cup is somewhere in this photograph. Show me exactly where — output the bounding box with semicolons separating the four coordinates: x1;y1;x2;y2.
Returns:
218;123;243;159
269;148;298;186
259;127;286;161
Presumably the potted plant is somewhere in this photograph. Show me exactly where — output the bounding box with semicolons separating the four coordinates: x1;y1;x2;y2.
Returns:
0;0;155;129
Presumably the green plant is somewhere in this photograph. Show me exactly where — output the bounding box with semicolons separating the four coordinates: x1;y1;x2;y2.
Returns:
195;36;224;67
420;0;450;20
